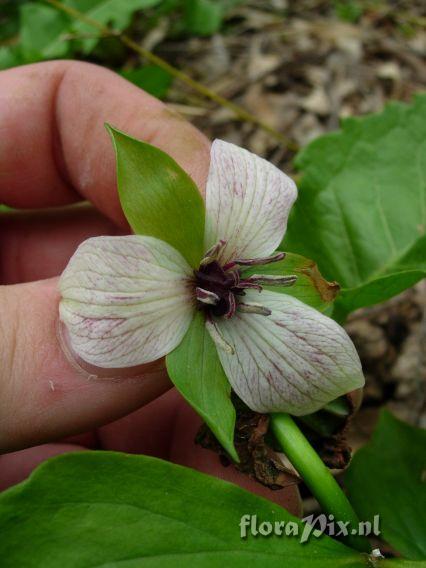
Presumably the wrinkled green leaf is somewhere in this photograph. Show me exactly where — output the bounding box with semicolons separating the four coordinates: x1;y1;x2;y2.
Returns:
167;310;238;461
108;125;205;268
121;65;172;99
20;2;71;62
0;451;366;567
64;0;162;53
346;410;426;560
243;252;340;312
284;95;426;318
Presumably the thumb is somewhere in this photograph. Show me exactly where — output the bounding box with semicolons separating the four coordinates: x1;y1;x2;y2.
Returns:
0;278;171;453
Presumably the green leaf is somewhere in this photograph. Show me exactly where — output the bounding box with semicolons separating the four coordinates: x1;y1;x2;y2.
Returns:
243;252;339;312
334;1;363;23
121;65;172;99
345;410;426;560
107;125;205;268
20;2;71;62
184;0;223;36
0;451;366;567
64;0;162;53
284;95;426;318
385;561;426;568
0;46;23;70
167;310;238;462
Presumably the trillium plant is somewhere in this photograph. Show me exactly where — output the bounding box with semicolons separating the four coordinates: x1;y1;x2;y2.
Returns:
59;126;368;552
2;97;424;567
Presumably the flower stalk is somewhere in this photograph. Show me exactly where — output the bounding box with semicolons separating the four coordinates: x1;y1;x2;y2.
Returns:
270;412;371;553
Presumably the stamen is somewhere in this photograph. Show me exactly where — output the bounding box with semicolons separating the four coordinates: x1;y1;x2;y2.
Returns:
196;287;220;305
234;281;263;292
199;240;227;266
246;274;297;287
224;292;236;319
205;316;235;354
232;252;286;267
238;302;272;316
227;269;240;287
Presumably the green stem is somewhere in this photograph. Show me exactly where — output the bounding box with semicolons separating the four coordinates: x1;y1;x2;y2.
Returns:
271;412;371;553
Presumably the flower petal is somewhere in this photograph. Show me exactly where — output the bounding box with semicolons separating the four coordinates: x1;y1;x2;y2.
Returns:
209;290;364;415
204;140;297;264
59;236;194;368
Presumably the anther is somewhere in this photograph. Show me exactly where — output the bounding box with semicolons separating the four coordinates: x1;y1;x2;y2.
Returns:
232;252;286;267
205;316;235;354
199;240;227;266
246;274;297;287
238;302;272;316
224;292;236;319
234;281;262;292
196;287;220;305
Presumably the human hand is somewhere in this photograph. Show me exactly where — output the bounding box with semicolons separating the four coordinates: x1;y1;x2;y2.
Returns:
0;61;300;513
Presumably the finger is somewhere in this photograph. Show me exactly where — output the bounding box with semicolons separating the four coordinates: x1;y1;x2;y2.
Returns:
0;61;211;452
98;390;302;515
0;61;210;223
98;388;181;459
0;278;172;453
0;206;125;284
0;443;86;491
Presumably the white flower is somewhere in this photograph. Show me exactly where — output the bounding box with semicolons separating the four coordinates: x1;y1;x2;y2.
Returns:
60;140;364;415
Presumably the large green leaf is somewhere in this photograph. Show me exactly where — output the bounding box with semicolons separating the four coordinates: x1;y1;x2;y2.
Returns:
166;310;238;461
0;451;367;567
8;1;163;65
108;125;205;268
242;252;339;312
284;95;426;318
64;0;162;53
345;411;426;560
20;2;71;62
121;65;173;99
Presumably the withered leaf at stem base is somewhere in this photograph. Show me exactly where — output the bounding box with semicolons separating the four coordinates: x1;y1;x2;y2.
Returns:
196;396;300;490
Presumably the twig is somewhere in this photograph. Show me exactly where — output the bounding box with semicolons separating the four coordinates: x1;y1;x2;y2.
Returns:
44;0;298;151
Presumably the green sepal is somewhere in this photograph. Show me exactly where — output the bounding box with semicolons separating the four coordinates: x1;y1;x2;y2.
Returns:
107;124;205;268
166;311;238;462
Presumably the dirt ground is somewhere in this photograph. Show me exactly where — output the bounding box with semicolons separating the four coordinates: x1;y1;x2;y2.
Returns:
161;1;425;168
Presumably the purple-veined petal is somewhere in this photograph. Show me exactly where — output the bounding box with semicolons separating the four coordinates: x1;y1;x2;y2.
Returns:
204;140;297;264
59;235;194;368
208;290;364;415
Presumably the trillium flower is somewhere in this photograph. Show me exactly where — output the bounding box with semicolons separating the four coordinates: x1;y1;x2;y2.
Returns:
60;139;364;416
